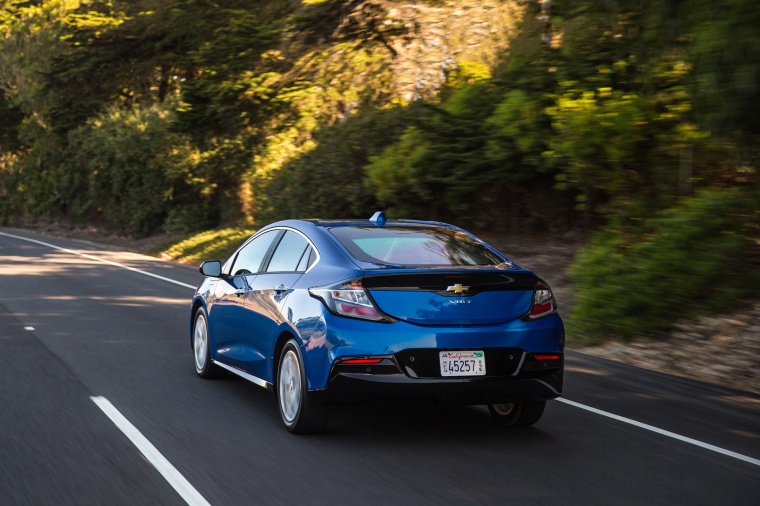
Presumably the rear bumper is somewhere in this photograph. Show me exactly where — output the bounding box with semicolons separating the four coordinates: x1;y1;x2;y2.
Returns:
302;311;566;391
311;368;563;406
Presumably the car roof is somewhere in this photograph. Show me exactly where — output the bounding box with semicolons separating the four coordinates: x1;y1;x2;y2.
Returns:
301;218;455;229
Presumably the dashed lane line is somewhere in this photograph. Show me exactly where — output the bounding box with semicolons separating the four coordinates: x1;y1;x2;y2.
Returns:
91;396;212;506
4;230;760;469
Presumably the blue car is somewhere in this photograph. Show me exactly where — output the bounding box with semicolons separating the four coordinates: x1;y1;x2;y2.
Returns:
190;213;564;433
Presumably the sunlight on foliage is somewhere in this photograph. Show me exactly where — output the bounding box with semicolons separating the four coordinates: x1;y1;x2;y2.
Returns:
157;228;256;265
1;0;758;346
61;101;210;237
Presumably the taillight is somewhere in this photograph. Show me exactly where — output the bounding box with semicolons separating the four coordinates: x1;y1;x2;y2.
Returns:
528;280;556;319
309;278;389;322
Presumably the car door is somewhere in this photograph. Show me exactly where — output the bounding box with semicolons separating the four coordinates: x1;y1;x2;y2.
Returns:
242;229;314;381
211;229;281;370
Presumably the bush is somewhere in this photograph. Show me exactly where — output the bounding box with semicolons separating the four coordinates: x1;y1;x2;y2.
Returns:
256;106;414;223
60;103;204;237
567;187;760;344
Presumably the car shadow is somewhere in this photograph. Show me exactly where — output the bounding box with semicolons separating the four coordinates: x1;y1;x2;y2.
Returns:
217;373;560;441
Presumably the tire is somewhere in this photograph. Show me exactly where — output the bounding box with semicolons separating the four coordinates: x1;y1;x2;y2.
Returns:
277;339;329;434
487;401;546;427
193;309;224;378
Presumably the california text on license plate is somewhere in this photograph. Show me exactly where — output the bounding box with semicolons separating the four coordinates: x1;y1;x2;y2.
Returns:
439;350;486;376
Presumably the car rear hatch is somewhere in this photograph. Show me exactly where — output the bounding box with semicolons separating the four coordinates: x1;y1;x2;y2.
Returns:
363;270;537;325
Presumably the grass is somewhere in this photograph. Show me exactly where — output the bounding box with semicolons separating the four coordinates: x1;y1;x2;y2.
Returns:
151;227;256;265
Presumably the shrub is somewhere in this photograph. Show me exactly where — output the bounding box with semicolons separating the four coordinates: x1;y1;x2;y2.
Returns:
60;103;204;237
567;187;760;344
256;106;414;223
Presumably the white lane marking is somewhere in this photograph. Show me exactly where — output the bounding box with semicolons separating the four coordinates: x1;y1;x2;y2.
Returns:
558;398;760;467
0;231;195;289
91;396;211;506
7;231;759;469
24;326;35;331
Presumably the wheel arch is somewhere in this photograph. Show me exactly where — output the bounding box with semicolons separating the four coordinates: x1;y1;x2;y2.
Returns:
190;298;206;349
273;329;298;381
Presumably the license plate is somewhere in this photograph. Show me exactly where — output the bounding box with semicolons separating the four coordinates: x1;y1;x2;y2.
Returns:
439;351;486;376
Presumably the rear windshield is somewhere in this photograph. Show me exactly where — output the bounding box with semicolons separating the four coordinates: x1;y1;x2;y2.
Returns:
329;226;504;266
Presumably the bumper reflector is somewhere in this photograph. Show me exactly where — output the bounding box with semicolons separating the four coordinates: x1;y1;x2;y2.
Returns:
533;354;562;361
340;358;384;365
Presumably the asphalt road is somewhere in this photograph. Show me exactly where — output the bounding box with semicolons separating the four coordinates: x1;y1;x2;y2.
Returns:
1;228;759;506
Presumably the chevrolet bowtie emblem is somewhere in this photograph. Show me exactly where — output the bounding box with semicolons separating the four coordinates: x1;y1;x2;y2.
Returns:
446;284;469;294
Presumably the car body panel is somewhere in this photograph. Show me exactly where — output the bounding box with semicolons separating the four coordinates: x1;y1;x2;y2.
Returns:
240;271;303;379
368;289;534;325
191;217;565;408
208;275;248;369
296;310;564;392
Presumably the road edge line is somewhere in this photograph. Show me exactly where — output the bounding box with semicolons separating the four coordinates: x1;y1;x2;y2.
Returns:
558;398;760;467
0;231;195;289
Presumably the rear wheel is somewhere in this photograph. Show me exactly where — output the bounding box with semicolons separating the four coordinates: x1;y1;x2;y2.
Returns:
487;401;546;427
193;309;224;378
277;339;329;434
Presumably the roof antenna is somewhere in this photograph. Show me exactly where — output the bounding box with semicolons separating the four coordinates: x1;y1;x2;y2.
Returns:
369;211;386;227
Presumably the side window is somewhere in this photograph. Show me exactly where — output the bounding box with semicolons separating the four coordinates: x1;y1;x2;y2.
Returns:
231;230;279;276
296;245;313;272
266;231;310;273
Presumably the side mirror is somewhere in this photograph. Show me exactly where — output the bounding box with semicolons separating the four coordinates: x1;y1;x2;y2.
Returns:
199;260;223;278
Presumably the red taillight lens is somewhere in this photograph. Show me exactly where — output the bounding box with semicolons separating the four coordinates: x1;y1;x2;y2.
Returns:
339;358;383;365
528;281;556;319
533;354;561;361
309;278;388;322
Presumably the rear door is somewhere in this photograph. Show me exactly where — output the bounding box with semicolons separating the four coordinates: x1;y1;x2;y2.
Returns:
242;230;314;380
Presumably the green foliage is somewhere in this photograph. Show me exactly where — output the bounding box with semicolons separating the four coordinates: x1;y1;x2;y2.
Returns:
0;92;24;152
364;48;567;229
365;82;535;224
548;88;655;214
172;2;284;142
157;227;256;265
688;0;760;152
1;0;757;348
0;151;23;224
44;3;137;134
567;187;760;344
485;89;554;180
258;106;414;223
249;39;396;179
60;103;209;237
367;125;433;216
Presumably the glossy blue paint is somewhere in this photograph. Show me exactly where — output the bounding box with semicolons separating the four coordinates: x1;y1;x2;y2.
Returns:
191;217;565;407
297;311;564;390
368;289;534;325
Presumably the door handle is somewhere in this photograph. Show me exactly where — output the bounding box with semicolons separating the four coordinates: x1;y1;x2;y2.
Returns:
234;288;245;297
274;284;288;294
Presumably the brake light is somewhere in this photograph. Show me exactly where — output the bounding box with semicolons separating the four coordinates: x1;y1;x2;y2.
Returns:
528;281;556;319
309;278;389;322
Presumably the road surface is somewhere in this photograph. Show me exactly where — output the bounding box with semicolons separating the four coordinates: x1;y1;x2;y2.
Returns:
1;228;758;505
